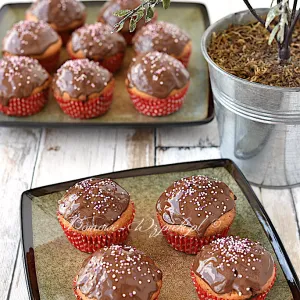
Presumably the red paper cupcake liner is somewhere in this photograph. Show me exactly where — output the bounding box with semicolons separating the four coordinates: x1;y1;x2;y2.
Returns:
38;50;61;74
69;51;124;73
157;213;230;254
58;202;135;253
0;90;48;117
54;82;114;119
127;84;189;117
191;266;276;300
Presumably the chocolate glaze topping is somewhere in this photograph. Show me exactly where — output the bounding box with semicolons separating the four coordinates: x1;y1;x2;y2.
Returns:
0;56;49;106
58;178;129;230
3;20;59;56
98;0;148;33
156;176;235;236
75;245;162;300
133;21;190;57
27;0;85;29
127;51;190;99
71;23;126;58
192;236;275;297
52;59;112;100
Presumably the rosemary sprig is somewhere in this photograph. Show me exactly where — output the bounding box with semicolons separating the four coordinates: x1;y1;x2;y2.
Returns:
113;0;170;33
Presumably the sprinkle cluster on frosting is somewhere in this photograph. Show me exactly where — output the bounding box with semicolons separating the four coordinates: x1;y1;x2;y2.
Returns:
3;20;59;55
0;56;49;104
127;51;189;98
76;245;162;299
53;59;112;98
58;178;129;228
71;22;126;57
156;175;235;236
133;21;190;56
208;236;264;271
193;236;275;296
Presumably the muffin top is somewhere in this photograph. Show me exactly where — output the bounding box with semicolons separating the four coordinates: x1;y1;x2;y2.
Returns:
3;20;60;56
127;51;190;98
192;236;275;297
98;0;149;33
156;175;235;236
75;245;162;299
70;23;126;58
0;56;49;106
58;178;129;230
27;0;85;29
52;59;112;100
133;21;190;57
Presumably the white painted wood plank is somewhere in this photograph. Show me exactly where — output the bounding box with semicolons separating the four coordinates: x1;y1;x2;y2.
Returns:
114;128;155;171
32;128;118;187
291;187;300;230
261;189;300;278
156;119;219;148
0;128;40;299
156;147;220;165
251;186;261;201
9;243;28;300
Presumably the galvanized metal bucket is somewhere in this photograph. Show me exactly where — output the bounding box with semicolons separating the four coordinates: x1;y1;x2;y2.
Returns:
201;9;300;188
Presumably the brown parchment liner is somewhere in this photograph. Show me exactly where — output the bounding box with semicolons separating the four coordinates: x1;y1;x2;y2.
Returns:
0;3;209;125
32;167;292;300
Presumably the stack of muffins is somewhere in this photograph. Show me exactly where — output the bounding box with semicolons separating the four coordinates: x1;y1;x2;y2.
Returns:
57;175;276;300
0;0;193;119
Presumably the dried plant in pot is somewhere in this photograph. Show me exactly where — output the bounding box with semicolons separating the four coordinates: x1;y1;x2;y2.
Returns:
116;0;300;188
201;2;300;188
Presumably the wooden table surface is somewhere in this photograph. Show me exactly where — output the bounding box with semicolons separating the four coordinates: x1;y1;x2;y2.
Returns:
1;0;300;299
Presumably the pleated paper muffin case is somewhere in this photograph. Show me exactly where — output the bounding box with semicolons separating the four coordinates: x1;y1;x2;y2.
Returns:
66;42;125;73
54;79;115;119
0;90;49;117
191;266;277;300
126;82;190;117
156;209;235;255
57;202;135;253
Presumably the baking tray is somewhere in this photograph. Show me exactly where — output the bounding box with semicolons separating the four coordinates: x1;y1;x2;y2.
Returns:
0;1;213;128
21;159;300;299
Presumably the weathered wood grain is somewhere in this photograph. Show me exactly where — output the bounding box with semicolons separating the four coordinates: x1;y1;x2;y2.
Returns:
156;146;220;165
9;242;28;300
261;189;300;278
0;128;40;299
156;120;219;148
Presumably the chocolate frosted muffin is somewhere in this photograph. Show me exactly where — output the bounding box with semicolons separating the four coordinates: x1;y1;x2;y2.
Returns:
67;22;126;73
156;175;236;254
133;21;192;67
0;56;50;117
74;245;162;300
98;0;157;45
52;59;115;119
126;51;190;117
26;0;86;44
57;178;135;253
191;236;276;299
2;20;62;73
